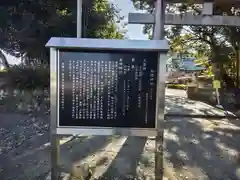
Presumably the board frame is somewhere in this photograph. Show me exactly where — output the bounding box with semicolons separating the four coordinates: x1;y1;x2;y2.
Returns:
46;38;168;137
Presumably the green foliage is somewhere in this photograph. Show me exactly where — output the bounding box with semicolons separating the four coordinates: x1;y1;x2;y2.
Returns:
0;66;49;90
167;84;186;90
169;34;198;55
0;0;125;63
131;0;240;87
0;0;125;90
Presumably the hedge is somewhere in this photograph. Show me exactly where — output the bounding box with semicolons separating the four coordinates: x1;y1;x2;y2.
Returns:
0;66;49;90
167;84;186;90
1;67;188;91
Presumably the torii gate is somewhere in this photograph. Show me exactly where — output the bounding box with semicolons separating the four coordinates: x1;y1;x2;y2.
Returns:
128;0;240;179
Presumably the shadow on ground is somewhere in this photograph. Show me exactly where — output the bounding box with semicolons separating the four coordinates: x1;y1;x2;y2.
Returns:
0;113;50;179
100;136;148;179
164;95;240;180
0;134;120;180
1;93;240;180
164;117;240;180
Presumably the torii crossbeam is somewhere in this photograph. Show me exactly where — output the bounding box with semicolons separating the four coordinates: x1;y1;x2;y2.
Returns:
129;0;240;26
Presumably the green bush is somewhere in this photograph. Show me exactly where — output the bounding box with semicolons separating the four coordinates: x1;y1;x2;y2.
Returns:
0;66;49;90
167;84;186;90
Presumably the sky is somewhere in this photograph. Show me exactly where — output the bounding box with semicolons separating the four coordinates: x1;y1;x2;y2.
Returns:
3;0;147;65
111;0;148;40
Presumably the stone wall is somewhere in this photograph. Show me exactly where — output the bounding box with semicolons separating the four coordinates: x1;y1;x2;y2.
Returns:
187;87;217;104
187;86;239;111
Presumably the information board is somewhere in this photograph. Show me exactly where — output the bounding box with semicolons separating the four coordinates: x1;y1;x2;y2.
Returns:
58;49;158;128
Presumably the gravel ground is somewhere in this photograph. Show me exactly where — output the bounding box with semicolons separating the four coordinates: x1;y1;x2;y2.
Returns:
0;113;239;180
0;114;50;180
0;90;239;180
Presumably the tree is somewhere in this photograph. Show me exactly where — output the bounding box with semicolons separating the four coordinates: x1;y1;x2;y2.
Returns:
131;0;240;88
0;0;125;64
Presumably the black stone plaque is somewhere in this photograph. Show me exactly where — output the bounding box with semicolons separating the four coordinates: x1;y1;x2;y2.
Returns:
58;49;158;128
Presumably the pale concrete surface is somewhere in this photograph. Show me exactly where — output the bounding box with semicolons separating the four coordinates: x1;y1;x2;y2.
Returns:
164;116;240;180
165;88;236;117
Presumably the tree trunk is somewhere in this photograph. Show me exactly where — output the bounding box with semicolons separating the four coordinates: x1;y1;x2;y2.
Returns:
0;50;10;69
211;49;221;81
236;46;240;88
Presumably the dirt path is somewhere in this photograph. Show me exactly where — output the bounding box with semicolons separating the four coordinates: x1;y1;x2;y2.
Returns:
0;113;239;180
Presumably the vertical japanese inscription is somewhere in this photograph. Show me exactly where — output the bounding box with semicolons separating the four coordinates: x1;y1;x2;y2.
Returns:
59;50;158;128
79;60;83;119
61;61;65;110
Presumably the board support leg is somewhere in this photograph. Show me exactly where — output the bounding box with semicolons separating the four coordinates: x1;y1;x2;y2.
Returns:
51;135;60;180
155;53;167;180
153;0;166;179
155;130;164;180
50;47;60;180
